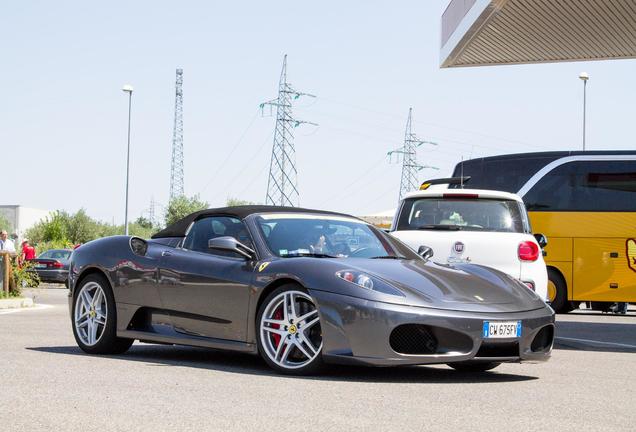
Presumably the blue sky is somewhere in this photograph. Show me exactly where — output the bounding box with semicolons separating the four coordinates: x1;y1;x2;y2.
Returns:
2;1;634;223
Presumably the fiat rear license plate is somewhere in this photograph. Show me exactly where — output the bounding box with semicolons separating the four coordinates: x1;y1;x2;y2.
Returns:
483;321;521;338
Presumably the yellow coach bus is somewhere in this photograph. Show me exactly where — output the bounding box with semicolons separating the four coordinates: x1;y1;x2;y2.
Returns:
452;151;636;313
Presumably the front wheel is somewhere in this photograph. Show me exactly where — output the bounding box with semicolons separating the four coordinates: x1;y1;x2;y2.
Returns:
256;285;324;375
72;274;133;355
448;362;501;372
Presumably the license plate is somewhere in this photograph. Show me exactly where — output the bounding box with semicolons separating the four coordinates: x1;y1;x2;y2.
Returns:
483;321;521;338
35;264;47;269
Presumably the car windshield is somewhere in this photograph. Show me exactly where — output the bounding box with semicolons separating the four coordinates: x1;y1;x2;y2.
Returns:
38;250;71;260
396;198;527;233
255;214;399;258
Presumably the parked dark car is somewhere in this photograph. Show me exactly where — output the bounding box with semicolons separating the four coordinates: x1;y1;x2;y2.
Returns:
68;206;554;375
30;249;72;284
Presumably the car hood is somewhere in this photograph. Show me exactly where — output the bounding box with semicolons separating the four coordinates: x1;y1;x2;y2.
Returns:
295;257;546;313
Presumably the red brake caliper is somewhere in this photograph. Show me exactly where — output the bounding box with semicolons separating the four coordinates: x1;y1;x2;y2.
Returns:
271;307;283;348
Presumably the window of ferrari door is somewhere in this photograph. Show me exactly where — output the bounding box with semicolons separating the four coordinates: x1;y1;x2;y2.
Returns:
182;216;253;256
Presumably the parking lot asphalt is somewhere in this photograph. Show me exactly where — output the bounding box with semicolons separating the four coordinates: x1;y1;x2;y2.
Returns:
1;287;634;432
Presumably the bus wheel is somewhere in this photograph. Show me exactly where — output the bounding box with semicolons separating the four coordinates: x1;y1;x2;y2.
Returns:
547;268;573;313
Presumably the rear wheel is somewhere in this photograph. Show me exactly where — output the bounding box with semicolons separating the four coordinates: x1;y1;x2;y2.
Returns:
448;362;501;372
72;274;133;355
547;268;573;313
256;285;324;375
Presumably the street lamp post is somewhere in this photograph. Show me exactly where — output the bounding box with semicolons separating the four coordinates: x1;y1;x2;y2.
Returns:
122;84;134;236
579;72;589;151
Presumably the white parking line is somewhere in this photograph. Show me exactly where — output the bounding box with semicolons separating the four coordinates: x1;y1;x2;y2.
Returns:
556;336;636;349
0;304;53;315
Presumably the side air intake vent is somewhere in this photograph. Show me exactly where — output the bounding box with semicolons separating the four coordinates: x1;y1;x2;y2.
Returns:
390;324;439;355
531;325;554;352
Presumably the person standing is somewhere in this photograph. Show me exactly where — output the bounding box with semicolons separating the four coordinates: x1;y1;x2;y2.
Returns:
21;239;36;262
0;230;15;252
612;302;628;315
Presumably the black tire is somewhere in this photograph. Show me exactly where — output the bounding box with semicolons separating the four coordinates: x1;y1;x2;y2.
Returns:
256;284;324;375
547;268;573;313
448;361;501;372
71;274;133;355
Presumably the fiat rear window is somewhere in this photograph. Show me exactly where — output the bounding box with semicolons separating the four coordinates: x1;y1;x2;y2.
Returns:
396;198;528;233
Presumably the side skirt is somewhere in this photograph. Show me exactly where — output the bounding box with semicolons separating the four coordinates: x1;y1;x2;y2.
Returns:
118;329;257;354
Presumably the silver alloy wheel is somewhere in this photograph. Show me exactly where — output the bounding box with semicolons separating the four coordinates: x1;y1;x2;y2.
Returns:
74;281;108;346
260;290;322;370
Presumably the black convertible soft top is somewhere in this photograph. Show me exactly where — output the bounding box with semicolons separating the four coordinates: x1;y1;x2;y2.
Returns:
151;205;357;239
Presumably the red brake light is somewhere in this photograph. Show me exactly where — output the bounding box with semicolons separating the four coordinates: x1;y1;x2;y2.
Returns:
51;261;64;268
518;241;539;262
443;193;479;199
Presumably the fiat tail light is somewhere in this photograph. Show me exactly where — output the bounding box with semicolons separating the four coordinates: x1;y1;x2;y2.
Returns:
518;241;539;262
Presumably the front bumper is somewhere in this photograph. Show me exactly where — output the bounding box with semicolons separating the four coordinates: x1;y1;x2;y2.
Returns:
311;290;555;366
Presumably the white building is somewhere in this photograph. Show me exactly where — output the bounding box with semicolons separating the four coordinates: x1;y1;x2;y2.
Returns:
0;205;51;240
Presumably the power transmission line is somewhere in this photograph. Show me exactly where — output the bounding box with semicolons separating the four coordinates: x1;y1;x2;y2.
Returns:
317;96;535;148
261;55;317;207
170;68;184;199
387;108;439;201
199;109;260;195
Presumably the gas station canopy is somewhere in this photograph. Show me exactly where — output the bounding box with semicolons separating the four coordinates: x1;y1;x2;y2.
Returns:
441;0;636;68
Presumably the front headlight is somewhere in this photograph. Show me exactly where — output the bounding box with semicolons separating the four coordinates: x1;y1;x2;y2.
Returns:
336;270;374;289
335;270;404;297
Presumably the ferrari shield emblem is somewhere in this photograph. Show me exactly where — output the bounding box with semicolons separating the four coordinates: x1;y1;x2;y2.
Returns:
627;239;636;273
258;262;271;272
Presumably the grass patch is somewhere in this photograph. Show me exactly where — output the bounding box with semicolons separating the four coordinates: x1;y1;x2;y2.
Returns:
0;291;21;299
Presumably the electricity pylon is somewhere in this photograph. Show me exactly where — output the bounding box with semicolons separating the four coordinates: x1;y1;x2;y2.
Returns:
170;68;184;199
148;196;156;226
261;55;317;207
387;108;438;201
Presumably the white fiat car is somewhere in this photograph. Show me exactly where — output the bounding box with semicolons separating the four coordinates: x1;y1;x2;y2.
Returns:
390;186;548;301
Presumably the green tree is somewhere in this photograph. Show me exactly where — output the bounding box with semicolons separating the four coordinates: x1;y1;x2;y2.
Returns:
0;213;13;233
226;197;258;207
41;211;68;243
25;208;164;251
134;216;153;229
164;195;209;226
67;209;98;244
26;211;72;252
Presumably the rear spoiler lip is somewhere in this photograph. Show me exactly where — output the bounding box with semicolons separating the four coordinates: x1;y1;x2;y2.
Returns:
420;176;471;189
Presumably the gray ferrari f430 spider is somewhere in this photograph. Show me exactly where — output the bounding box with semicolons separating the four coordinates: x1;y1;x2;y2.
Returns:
68;206;554;375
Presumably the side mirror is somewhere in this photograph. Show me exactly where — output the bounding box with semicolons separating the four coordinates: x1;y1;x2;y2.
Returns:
208;236;255;260
533;233;548;249
417;245;434;260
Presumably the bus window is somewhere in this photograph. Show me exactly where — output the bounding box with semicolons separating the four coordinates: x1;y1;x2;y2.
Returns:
524;160;636;212
452;155;556;192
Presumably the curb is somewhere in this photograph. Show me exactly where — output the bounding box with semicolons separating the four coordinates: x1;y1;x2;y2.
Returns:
0;297;34;309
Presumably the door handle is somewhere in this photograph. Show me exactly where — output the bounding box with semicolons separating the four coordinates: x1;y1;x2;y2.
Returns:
161;250;172;257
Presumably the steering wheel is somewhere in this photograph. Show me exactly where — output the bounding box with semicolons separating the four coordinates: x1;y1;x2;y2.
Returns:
331;242;351;256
